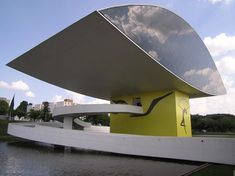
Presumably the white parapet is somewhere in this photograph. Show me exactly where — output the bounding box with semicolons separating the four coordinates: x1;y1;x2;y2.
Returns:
74;118;91;127
84;126;110;133
53;104;143;118
7;122;235;165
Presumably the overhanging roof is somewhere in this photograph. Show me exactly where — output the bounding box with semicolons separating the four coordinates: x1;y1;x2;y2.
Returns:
7;5;226;99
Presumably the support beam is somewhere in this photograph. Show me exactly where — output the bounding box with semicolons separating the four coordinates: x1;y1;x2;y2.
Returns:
63;117;73;129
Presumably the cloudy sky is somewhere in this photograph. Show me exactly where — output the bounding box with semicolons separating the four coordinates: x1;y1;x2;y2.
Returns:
0;0;235;115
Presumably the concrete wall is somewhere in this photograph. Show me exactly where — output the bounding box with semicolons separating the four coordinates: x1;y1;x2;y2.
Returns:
84;126;110;133
8;122;235;165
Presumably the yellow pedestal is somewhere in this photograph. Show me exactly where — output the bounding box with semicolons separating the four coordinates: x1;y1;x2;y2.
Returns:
110;90;192;137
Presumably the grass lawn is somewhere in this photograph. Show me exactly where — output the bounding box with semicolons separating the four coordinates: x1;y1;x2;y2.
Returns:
0;119;22;142
193;132;235;138
190;164;235;176
0;119;8;135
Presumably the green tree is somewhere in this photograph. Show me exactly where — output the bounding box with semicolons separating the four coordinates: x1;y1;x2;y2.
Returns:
14;101;28;118
0;100;9;115
28;109;41;121
83;114;110;126
41;101;51;122
191;114;235;133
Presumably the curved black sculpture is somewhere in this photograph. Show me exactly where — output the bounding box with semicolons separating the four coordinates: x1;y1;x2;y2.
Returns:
131;92;173;117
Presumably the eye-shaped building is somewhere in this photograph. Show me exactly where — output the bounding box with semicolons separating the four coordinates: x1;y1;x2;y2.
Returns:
7;5;235;165
8;5;225;137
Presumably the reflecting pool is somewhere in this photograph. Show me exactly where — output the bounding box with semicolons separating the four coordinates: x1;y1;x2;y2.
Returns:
0;141;200;176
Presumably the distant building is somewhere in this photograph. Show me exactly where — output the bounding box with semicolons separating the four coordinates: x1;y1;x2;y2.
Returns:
48;102;56;112
26;99;76;113
27;103;33;112
55;99;75;108
0;97;10;105
34;104;43;111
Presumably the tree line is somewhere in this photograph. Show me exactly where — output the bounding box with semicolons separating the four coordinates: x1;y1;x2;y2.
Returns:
0;100;51;122
1;99;235;131
0;99;109;125
191;114;235;133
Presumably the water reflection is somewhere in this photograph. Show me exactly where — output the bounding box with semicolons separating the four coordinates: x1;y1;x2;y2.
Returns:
0;142;200;176
100;5;226;95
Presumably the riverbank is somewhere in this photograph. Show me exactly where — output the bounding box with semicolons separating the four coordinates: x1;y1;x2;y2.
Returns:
0;119;22;142
0;141;234;176
193;132;235;138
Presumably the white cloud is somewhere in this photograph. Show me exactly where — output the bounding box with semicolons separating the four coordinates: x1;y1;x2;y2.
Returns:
12;80;30;91
183;67;225;95
148;50;161;61
25;91;35;98
52;95;63;102
183;68;212;77
208;0;233;4
215;56;235;75
204;33;235;57
0;80;29;91
201;0;233;4
0;80;36;99
64;90;109;104
104;6;193;45
190;34;235;114
0;81;8;88
190;82;235;115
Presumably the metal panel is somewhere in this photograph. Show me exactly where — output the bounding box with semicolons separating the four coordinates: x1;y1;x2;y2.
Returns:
100;5;226;95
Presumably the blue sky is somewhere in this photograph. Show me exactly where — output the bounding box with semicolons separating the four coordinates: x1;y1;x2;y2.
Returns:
1;0;235;114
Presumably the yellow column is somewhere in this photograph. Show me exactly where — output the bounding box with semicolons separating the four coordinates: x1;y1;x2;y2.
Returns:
175;91;192;136
110;90;192;137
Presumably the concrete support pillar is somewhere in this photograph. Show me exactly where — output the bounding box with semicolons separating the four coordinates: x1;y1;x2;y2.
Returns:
63;117;73;129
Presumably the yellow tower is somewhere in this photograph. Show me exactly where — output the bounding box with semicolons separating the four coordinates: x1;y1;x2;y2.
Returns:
110;91;192;137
